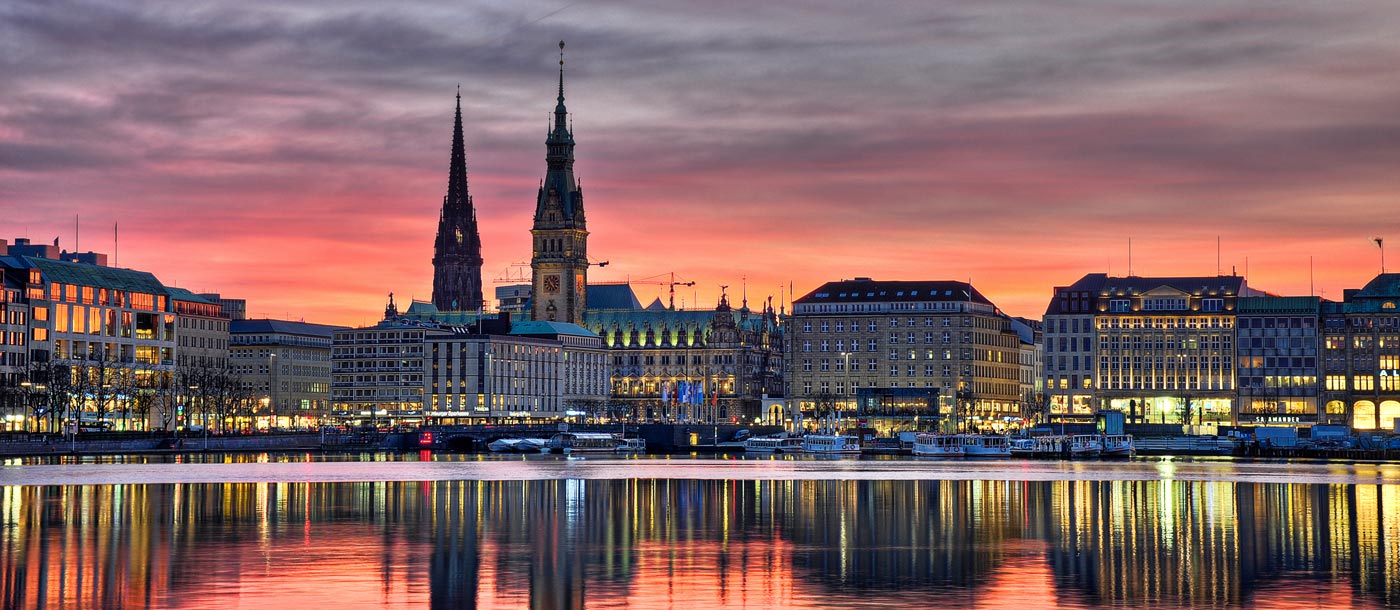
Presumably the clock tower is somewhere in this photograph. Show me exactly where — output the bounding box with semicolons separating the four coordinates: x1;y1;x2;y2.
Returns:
531;41;589;323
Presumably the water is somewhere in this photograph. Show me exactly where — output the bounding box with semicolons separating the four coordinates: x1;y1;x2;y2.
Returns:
3;454;1399;609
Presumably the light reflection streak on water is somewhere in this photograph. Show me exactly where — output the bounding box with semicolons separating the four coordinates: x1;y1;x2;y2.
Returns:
2;478;1399;608
5;456;1400;487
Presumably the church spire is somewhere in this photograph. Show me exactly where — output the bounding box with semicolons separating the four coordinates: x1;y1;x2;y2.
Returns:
432;90;484;313
447;86;468;209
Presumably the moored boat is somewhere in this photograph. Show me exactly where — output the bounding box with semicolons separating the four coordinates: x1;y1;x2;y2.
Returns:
1100;434;1134;457
487;437;548;453
912;433;965;457
1068;434;1103;458
800;434;861;455
958;434;1012;458
615;438;647;453
546;432;623;454
744;435;803;453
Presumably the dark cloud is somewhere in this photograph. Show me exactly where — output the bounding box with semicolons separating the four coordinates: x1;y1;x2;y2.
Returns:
4;0;1400;320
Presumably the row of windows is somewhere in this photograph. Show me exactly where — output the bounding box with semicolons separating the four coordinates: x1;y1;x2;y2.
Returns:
801;318;962;333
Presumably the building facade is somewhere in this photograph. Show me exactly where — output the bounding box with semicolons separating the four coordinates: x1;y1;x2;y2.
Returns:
0;254;176;431
422;321;608;423
330;319;432;426
431;91;485;313
1044;274;1258;432
170;288;230;370
582;290;784;424
531;43;590;324
787;278;1025;433
231;319;345;428
1321;273;1400;431
1235;296;1322;428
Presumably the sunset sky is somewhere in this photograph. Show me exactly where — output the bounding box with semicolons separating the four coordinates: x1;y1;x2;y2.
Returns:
4;1;1400;325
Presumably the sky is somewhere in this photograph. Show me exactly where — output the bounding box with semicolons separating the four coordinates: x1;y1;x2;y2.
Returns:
3;0;1400;326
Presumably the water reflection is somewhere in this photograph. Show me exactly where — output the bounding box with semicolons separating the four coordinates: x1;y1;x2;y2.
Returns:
3;478;1397;609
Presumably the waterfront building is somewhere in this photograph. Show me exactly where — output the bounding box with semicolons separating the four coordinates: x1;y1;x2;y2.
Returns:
431;91;485;313
422;320;607;423
1012;316;1045;416
510;320;610;415
0;264;35;430
231;318;345;428
0;254;176;431
787;278;1025;434
582;286;784;424
1235;296;1323;428
531;43;590;324
1044;273;1261;432
196;293;247;320
329;301;433;426
1321;273;1400;431
170;288;229;370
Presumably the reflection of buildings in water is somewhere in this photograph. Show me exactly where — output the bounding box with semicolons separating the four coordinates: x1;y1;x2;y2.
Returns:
1039;480;1400;607
1;477;1398;608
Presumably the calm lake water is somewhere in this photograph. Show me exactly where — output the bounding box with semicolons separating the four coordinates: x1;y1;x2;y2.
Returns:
2;454;1399;609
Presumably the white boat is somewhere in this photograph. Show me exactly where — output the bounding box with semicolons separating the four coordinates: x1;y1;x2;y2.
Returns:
1100;434;1134;457
958;434;1011;458
800;434;861;455
487;437;547;453
1009;437;1038;458
1068;434;1103;458
912;433;965;457
1009;436;1076;459
615;438;647;453
744;435;803;453
546;432;622;454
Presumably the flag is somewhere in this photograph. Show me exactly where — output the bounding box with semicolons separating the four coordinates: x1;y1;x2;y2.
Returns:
661;381;669;403
53;237;59;247
1376;237;1384;249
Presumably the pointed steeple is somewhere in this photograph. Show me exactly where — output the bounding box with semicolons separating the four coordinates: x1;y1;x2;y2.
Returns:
446;86;469;212
554;40;567;125
532;41;589;325
538;39;582;223
432;90;484;312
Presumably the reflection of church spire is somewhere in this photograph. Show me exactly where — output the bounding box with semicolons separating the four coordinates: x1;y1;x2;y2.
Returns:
432;89;484;312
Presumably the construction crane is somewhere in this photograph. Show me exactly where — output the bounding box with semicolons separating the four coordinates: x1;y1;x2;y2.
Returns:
630;272;695;311
492;258;608;284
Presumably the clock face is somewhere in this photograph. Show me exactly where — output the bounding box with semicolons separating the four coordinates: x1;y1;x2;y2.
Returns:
543;274;560;293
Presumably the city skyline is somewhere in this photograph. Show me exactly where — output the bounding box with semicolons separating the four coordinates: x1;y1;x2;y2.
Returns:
5;1;1400;325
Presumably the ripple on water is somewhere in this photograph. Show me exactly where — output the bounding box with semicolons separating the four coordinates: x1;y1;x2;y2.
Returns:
3;454;1399;486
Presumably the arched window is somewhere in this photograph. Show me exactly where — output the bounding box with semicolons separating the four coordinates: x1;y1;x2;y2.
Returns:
1353;400;1377;429
1380;400;1400;431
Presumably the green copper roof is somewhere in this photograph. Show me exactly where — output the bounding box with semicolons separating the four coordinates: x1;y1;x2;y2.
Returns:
25;256;168;295
166;286;215;305
509;320;598;338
